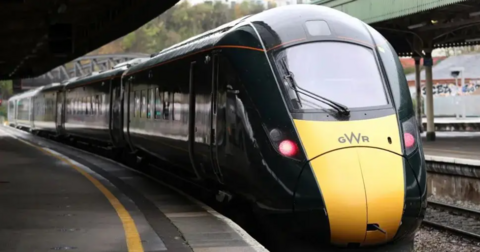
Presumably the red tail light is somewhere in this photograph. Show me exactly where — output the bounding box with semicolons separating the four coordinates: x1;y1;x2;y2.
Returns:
401;116;419;156
404;132;415;148
278;140;298;157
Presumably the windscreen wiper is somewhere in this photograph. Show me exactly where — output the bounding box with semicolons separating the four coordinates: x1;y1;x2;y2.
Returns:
279;58;350;116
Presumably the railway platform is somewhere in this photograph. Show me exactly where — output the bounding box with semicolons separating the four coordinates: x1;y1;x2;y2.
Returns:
422;132;480;161
421;132;480;178
0;126;266;252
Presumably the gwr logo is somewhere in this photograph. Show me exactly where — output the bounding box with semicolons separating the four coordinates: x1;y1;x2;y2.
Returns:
338;132;370;144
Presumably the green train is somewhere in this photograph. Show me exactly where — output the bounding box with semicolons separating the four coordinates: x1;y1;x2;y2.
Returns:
8;4;426;251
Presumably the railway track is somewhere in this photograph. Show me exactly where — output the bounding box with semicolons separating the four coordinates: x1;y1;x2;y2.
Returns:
424;200;480;240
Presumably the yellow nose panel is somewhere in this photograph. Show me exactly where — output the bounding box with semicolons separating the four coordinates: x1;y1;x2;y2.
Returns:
310;149;367;245
358;148;404;245
293;114;402;159
293;115;405;247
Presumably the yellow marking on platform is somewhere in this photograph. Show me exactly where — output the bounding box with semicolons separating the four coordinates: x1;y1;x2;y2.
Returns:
15;137;144;252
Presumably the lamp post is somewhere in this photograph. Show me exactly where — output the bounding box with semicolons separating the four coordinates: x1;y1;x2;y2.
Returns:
450;67;465;118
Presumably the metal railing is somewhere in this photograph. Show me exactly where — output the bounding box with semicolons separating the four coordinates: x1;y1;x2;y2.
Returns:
21;53;150;89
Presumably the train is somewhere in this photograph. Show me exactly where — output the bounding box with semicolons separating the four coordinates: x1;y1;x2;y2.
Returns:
7;5;427;252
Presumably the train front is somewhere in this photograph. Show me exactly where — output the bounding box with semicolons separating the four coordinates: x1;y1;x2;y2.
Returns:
259;5;427;251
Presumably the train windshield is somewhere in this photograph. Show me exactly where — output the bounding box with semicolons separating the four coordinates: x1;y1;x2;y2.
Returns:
276;42;388;111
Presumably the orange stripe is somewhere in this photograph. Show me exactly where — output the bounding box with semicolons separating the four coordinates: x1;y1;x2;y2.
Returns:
337;36;374;47
267;38;307;51
126;44;265;76
216;45;264;52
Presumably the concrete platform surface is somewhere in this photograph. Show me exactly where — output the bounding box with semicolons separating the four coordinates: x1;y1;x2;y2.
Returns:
421;132;480;161
0;126;267;252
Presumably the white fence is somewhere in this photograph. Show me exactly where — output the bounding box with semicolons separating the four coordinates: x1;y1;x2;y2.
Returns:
423;95;480;117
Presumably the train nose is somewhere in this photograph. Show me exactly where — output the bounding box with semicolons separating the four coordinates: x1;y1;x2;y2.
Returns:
309;147;405;247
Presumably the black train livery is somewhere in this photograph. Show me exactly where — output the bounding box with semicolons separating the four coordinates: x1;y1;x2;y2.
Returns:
8;5;427;251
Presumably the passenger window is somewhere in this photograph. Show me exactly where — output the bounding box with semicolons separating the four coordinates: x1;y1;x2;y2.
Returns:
163;91;170;120
101;94;106;115
134;91;140;118
86;96;90;115
147;89;152;119
155;88;163;119
141;90;146;118
96;95;99;115
92;96;95;115
173;92;182;121
90;96;94;115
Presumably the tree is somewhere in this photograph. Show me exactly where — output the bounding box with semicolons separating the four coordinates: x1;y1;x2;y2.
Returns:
0;80;13;119
95;1;270;55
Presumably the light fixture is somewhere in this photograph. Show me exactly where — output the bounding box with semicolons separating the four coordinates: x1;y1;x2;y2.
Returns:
408;22;426;29
470;11;480;17
466;38;480;43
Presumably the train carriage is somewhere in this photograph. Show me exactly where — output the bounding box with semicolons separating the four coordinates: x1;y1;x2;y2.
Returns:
9;87;44;129
31;83;64;135
63;58;149;147
122;4;426;250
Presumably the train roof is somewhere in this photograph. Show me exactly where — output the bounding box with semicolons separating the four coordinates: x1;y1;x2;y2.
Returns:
38;82;63;92
124;5;378;76
65;57;149;89
8;86;44;101
125;15;253;75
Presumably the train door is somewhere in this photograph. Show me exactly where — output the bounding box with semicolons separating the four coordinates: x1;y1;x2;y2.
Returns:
111;79;124;147
187;61;205;180
124;76;135;152
209;53;226;184
28;97;34;128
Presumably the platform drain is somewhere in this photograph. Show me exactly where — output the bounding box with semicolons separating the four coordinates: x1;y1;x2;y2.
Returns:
51;246;77;250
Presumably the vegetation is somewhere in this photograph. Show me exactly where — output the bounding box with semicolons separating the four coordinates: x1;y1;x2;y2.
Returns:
91;1;273;55
0;80;13;119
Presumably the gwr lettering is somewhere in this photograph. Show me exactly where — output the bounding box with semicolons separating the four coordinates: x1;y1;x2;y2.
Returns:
338;132;370;144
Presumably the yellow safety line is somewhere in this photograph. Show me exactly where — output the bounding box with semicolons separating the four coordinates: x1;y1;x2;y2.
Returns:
16;137;144;252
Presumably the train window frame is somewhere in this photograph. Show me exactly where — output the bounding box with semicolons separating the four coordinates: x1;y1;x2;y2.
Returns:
272;40;393;114
67;98;70;115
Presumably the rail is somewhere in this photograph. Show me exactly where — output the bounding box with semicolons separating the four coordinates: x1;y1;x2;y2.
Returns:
423;200;480;241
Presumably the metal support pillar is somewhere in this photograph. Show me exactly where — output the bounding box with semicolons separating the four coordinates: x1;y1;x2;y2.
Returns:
414;56;423;132
424;50;435;141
